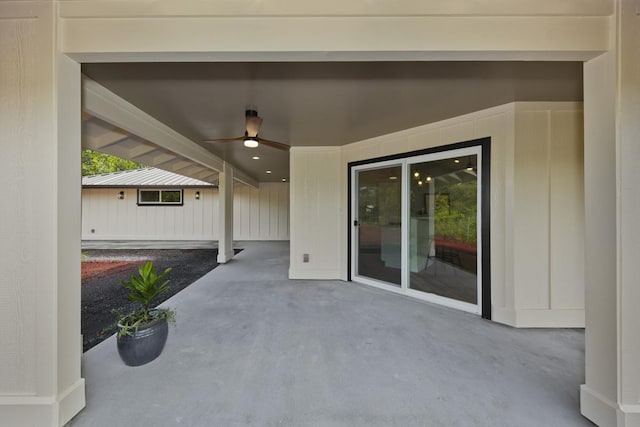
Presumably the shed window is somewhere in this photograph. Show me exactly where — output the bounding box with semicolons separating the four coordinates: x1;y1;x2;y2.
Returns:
138;189;183;206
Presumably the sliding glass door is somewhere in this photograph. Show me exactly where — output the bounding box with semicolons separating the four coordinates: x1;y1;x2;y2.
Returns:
354;163;403;286
351;145;483;314
407;152;480;308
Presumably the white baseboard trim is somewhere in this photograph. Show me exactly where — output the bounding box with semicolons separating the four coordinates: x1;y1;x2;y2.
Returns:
618;404;640;427
58;379;86;426
0;378;85;427
581;384;618;427
288;268;342;280
82;236;216;241
82;239;217;249
492;307;584;328
492;307;517;326
0;396;57;427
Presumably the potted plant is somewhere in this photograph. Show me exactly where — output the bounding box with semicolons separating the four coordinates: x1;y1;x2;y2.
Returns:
116;261;175;366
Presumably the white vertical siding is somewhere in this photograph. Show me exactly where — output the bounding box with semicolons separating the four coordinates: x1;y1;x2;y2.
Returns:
81;182;289;241
290;101;584;327
289;148;342;279
512;104;585;326
233;182;289;240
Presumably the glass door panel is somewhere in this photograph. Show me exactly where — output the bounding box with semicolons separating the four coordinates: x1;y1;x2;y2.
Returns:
408;155;479;304
355;165;402;286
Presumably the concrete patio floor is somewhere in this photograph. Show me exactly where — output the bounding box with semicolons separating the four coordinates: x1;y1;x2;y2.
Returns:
68;241;592;427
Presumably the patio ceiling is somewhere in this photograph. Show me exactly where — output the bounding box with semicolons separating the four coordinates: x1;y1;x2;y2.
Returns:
82;61;583;183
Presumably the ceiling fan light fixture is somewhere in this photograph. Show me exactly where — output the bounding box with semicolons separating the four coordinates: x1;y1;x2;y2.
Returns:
243;137;259;148
204;109;289;151
465;156;474;171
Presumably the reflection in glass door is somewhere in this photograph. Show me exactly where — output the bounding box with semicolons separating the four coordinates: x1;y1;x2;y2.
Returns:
354;164;402;286
408;154;479;306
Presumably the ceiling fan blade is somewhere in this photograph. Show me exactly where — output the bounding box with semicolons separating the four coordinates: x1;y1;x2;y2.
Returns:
257;137;290;151
203;136;244;143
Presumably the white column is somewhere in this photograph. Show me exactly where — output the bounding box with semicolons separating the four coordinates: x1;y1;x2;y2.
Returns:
0;2;85;426
581;1;640;426
616;0;640;425
581;47;619;427
217;162;235;263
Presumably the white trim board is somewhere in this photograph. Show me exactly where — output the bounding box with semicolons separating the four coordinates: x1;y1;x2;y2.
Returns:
493;308;585;328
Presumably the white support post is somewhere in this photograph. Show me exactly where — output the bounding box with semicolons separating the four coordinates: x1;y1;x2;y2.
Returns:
581;47;619;427
615;0;640;425
581;1;640;426
0;3;85;426
217;163;235;263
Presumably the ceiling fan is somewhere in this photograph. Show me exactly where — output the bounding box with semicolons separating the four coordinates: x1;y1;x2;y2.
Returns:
203;109;290;151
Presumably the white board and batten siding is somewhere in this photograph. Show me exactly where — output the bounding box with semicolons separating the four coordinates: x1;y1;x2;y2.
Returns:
82;182;289;241
233;182;289;240
290;101;584;328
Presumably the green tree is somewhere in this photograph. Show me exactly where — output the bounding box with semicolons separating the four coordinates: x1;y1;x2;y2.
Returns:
81;149;145;176
434;181;477;244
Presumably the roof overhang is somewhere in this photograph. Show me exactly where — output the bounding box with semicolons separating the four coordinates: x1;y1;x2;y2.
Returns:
82;75;259;188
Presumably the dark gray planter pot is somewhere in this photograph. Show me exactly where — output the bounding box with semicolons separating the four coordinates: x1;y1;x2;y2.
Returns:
117;317;168;366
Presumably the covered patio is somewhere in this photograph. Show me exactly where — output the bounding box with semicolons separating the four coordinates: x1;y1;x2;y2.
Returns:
69;242;590;427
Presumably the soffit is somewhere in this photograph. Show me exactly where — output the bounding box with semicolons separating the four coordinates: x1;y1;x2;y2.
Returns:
82;61;583;182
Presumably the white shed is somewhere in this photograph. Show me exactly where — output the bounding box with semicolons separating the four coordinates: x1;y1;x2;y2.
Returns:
82;168;289;243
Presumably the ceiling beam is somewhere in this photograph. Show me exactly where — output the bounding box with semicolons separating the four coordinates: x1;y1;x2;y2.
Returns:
82;128;129;150
162;159;193;173
195;169;217;181
201;173;218;183
64;15;607;63
82;75;259;188
126;141;157;159
174;164;206;177
151;155;180;168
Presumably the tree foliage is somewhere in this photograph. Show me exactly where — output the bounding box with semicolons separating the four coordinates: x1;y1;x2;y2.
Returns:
432;180;477;244
81;149;145;176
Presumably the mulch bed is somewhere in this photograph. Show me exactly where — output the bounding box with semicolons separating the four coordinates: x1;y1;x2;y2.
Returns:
82;260;139;281
81;248;240;352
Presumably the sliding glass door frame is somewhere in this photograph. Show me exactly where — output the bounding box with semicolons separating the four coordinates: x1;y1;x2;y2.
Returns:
348;138;491;318
351;159;406;290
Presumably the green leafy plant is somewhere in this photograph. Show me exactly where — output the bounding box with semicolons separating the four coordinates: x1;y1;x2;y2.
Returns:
117;261;175;337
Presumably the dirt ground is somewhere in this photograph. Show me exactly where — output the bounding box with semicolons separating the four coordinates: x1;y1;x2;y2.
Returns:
81;248;239;352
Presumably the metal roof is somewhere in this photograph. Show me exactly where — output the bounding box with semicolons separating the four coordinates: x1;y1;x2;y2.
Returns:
82;168;216;188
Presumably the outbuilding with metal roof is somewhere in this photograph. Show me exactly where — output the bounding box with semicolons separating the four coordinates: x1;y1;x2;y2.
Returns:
82;168;289;245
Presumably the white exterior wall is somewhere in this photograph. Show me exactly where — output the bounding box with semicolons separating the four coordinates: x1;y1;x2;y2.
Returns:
289;148;343;279
234;182;290;241
82;183;289;241
511;104;585;327
290;102;584;328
